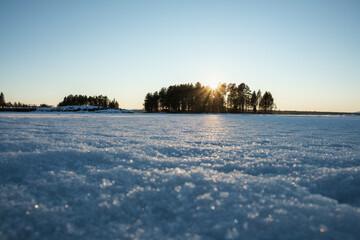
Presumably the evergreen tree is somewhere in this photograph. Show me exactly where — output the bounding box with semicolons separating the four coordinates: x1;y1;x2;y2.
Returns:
152;91;160;112
144;93;159;112
193;82;205;113
109;99;119;109
0;92;5;108
227;83;238;112
259;91;274;112
213;83;226;113
237;83;251;112
250;91;257;112
250;90;262;112
159;87;168;111
144;93;152;112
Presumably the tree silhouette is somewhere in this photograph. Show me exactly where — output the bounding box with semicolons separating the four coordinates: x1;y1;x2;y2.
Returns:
58;94;119;109
213;83;227;113
144;93;153;112
259;91;274;112
226;83;238;112
159;87;168;111
250;91;257;112
237;83;251;112
0;92;5;108
143;82;275;113
144;92;159;112
250;90;262;113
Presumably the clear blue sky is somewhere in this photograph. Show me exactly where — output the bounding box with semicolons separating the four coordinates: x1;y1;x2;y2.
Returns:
1;0;359;111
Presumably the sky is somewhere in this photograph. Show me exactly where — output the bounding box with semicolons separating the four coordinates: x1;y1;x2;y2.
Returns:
0;0;359;112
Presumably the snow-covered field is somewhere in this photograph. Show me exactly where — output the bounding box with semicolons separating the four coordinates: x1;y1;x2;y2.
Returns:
1;113;359;239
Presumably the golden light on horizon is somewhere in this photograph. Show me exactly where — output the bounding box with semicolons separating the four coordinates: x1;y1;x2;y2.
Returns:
207;79;219;90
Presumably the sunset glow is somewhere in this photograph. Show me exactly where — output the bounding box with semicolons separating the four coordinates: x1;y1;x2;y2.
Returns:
207;80;219;90
0;0;359;112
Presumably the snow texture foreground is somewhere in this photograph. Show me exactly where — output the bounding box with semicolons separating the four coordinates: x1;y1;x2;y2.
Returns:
0;113;360;239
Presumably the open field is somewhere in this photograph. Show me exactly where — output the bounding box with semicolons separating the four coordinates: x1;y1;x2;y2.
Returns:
1;113;359;239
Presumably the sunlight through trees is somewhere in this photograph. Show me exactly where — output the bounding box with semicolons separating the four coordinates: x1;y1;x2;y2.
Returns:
144;82;274;113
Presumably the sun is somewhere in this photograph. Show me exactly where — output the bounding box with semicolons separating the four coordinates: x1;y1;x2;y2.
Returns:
208;79;218;90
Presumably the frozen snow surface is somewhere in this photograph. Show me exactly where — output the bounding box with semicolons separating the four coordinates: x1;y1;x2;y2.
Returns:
1;113;360;239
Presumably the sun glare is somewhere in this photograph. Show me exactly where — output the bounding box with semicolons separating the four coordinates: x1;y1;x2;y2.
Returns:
208;80;218;90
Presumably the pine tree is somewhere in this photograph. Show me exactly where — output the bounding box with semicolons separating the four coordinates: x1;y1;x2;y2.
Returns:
159;87;168;111
0;92;5;108
250;91;257;112
227;83;238;112
259;91;274;113
144;93;154;112
237;83;251;112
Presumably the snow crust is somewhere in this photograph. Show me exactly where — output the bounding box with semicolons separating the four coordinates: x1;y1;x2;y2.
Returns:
0;113;359;239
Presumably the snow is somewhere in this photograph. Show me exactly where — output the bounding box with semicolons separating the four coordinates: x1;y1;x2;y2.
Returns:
0;113;359;239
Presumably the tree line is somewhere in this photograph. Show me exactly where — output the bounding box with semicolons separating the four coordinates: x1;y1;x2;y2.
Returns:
0;92;39;108
58;94;120;109
0;92;120;109
144;82;275;113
